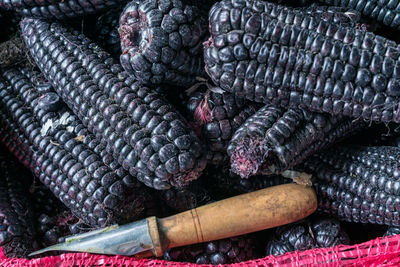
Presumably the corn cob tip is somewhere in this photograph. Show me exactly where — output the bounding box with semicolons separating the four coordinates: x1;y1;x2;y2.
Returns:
229;138;267;178
170;169;202;188
118;3;146;53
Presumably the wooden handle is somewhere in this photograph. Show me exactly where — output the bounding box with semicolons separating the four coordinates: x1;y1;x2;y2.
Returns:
150;183;316;253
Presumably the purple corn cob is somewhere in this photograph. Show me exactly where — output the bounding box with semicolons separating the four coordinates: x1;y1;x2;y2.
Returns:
119;0;208;87
0;104;84;209
0;116;34;170
228;105;365;178
21;18;207;190
0;0;129;19
0;154;38;257
302;145;400;226
205;0;400;123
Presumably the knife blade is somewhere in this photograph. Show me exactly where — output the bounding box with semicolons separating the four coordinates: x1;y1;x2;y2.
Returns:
30;219;155;256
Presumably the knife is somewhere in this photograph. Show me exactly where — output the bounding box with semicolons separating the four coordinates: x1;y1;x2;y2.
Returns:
29;183;317;257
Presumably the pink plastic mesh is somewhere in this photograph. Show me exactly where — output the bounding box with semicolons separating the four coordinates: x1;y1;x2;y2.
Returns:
1;234;400;266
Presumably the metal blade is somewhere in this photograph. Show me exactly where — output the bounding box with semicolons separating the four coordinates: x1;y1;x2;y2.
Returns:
29;244;66;256
29;218;154;256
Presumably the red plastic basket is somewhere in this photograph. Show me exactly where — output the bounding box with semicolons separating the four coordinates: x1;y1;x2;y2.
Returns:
2;234;400;266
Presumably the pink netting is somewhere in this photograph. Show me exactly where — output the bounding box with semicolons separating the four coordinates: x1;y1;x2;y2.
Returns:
2;234;400;266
